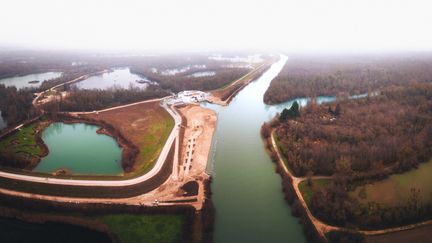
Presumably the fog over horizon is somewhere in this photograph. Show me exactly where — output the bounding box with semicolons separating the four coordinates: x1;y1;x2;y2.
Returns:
1;0;432;53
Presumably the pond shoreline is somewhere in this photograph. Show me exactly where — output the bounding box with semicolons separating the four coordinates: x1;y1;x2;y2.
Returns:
49;114;136;174
1;115;134;176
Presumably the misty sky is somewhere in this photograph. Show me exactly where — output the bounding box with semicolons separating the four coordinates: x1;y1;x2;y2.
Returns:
1;0;432;52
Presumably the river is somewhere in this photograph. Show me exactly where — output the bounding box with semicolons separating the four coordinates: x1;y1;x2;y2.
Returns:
203;55;308;243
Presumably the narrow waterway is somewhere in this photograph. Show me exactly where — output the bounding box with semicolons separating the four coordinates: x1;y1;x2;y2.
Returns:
204;55;308;243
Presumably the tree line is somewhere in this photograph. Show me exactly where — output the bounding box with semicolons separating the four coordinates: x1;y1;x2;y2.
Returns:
0;84;37;127
48;85;169;112
264;54;432;104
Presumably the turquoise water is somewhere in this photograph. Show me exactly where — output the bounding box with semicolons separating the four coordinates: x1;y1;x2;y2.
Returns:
204;55;307;243
33;123;123;175
0;72;62;89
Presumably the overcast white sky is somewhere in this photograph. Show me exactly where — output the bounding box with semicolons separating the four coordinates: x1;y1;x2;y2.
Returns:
1;0;432;53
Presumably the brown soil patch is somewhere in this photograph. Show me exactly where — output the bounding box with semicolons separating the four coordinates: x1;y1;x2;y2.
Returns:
177;105;216;181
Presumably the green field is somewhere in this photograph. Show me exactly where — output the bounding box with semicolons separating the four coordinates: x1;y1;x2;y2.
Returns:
139;116;175;174
0;123;43;165
100;214;185;243
298;179;331;206
352;160;432;207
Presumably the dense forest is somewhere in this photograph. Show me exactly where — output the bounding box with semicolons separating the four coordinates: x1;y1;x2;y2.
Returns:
0;85;37;126
54;86;169;112
264;54;432;104
271;82;432;230
274;83;432;177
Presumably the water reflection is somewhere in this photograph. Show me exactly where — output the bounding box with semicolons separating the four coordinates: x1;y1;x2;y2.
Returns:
73;68;154;90
0;72;62;89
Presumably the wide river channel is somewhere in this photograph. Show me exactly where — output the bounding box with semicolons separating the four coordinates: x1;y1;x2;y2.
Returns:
203;55;308;243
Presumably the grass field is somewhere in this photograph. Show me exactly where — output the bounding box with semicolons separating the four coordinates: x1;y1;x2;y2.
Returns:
0;204;187;243
100;214;185;243
298;179;331;206
352;160;432;207
85;101;174;176
0;123;43;168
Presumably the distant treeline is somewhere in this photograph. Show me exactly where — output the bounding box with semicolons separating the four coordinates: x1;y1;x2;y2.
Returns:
264;54;432;104
130;66;250;92
275;83;432;177
51;86;169;112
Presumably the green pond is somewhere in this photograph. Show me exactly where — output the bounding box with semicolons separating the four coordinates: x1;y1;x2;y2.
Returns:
203;55;307;243
33;122;123;175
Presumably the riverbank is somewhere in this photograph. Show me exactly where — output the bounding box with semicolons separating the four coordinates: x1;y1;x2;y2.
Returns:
263;125;432;243
206;59;275;106
260;127;327;242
